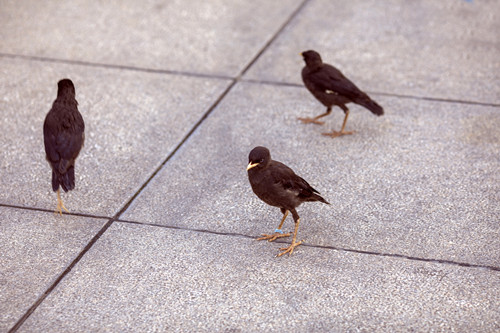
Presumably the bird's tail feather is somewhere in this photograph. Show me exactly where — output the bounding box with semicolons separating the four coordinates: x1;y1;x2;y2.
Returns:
61;166;75;192
51;170;59;192
311;193;330;205
356;96;384;116
52;166;75;192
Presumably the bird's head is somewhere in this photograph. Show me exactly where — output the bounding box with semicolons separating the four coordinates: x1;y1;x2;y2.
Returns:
247;146;271;171
57;78;76;98
300;50;323;68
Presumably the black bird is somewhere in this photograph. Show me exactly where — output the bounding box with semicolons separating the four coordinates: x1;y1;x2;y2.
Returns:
43;79;85;215
299;50;384;138
247;146;329;256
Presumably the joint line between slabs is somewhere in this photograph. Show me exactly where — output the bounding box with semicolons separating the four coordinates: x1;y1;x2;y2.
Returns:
5;0;494;327
116;218;500;272
109;79;239;221
112;0;311;219
240;79;500;107
118;219;256;241
0;52;233;81
8;55;241;333
8;219;116;333
238;0;310;77
0;203;111;220
308;243;500;272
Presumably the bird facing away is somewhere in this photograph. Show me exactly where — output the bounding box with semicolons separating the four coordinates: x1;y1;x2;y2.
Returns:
247;146;329;256
299;50;384;138
43;79;85;215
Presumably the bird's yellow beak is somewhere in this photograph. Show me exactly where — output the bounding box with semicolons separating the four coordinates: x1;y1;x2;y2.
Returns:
299;52;303;56
246;161;259;171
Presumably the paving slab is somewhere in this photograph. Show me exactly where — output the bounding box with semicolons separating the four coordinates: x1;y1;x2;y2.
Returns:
0;56;231;216
244;0;500;104
0;206;106;332
123;81;500;267
0;0;304;76
18;222;500;332
1;0;499;331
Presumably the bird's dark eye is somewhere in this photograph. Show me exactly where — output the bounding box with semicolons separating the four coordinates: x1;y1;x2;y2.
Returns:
259;159;264;163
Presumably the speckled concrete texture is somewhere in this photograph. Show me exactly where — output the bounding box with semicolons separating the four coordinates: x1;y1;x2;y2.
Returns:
18;222;500;332
0;207;106;331
123;82;500;267
0;0;303;76
1;0;499;332
0;57;231;216
244;0;500;104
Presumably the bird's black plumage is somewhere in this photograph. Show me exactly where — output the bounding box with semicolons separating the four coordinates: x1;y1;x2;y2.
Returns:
247;146;329;256
299;50;383;137
43;79;85;214
247;146;328;209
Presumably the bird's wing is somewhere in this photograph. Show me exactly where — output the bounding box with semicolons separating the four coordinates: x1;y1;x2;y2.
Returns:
310;65;366;100
43;107;84;171
271;162;317;198
43;115;60;163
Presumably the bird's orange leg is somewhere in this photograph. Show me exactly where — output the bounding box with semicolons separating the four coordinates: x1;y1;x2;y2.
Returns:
298;107;331;125
256;210;291;242
277;218;303;257
322;109;355;138
55;189;69;216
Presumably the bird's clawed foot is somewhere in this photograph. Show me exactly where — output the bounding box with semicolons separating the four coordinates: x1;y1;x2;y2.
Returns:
256;230;291;242
277;240;304;257
297;117;325;125
322;130;354;138
55;201;69;216
54;190;69;216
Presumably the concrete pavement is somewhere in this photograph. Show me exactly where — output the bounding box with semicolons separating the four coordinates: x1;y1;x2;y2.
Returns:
1;0;499;331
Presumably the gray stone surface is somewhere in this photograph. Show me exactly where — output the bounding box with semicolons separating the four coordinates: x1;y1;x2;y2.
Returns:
0;206;106;331
0;0;499;331
19;222;500;332
244;0;500;104
0;56;230;216
123;81;500;267
0;0;303;76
